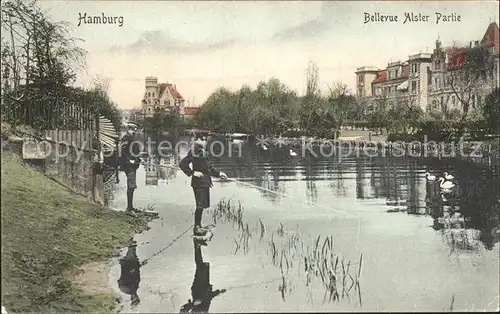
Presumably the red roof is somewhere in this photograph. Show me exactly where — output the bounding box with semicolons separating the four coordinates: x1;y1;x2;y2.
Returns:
481;22;499;53
445;47;468;70
445;23;499;70
183;107;201;116
158;83;184;100
372;64;409;83
373;71;386;83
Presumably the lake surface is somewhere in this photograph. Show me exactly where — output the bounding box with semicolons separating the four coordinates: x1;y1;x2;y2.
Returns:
109;137;500;312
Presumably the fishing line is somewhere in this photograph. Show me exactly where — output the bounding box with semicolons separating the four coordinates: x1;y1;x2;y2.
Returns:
226;177;360;219
226;177;362;249
141;223;194;264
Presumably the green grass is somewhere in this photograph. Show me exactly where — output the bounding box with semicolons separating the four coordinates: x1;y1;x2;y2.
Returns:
1;152;150;313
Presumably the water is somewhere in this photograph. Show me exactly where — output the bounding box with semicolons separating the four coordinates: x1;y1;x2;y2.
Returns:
109;137;500;312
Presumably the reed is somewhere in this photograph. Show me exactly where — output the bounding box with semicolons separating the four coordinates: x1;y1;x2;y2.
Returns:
214;198;363;304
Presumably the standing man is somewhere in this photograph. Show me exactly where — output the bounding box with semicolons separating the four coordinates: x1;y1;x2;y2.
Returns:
179;136;228;236
120;122;142;217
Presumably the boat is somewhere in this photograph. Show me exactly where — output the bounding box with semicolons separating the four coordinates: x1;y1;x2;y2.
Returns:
230;133;249;144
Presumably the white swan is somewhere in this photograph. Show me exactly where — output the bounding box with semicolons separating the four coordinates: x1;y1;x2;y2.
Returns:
444;172;454;181
262;145;268;151
289;149;297;156
439;177;455;191
425;172;436;181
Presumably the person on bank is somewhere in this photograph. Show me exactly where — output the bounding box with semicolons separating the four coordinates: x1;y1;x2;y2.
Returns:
179;136;228;236
120;122;142;217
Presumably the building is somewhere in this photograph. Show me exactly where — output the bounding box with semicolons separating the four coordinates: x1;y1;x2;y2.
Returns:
182;106;201;120
356;22;499;115
141;77;185;118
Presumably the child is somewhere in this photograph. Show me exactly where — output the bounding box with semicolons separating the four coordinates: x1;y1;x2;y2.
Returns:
179;137;228;236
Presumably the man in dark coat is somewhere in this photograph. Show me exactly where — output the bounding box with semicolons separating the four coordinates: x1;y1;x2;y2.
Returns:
120;122;142;216
179;137;228;236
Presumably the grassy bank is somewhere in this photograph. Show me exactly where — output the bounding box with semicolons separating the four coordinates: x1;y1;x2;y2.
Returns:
1;152;151;313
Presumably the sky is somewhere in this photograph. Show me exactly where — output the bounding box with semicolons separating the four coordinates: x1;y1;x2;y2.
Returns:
38;0;499;109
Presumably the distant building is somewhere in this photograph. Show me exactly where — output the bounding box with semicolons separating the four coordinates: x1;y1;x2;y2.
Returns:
183;106;201;120
356;22;499;115
141;77;185;118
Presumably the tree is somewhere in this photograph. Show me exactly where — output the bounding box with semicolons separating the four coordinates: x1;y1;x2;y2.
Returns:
482;87;499;135
0;0;107;131
1;0;85;89
327;82;355;130
352;95;370;121
300;61;324;136
196;87;235;132
387;93;423;134
195;62;351;138
367;95;390;134
445;44;497;121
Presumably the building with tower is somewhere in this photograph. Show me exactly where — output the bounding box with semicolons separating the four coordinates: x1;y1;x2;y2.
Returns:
141;77;185;118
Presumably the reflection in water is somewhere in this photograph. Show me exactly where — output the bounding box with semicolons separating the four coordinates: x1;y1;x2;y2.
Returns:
151;137;499;251
304;160;318;204
143;154;180;185
144;157;159;186
421;162;500;251
118;240;142;307
180;240;226;313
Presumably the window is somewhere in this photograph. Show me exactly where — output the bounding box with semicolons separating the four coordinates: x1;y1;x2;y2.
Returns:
358;75;363;83
412;81;417;92
435;60;441;70
152;92;155;97
164;100;167;105
148;92;151;97
471;95;476;109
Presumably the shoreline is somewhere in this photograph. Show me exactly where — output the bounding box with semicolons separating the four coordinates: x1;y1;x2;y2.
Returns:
1;152;157;313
